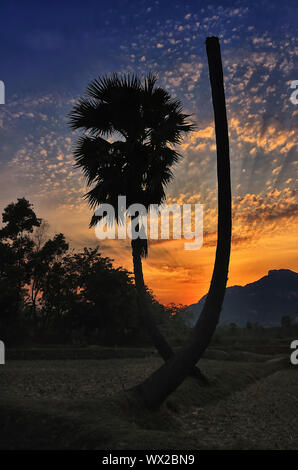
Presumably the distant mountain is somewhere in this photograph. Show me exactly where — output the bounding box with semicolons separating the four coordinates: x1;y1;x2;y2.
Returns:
188;269;298;327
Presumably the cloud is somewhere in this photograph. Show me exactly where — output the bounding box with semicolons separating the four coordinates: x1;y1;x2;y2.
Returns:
233;188;298;233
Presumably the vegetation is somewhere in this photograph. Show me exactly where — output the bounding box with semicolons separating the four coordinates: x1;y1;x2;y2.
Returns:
68;72;195;367
0;198;182;347
0;199;296;450
0;351;295;449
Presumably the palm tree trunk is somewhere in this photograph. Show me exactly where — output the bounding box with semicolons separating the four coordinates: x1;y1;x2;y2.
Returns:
132;238;173;359
134;36;232;409
131;238;209;385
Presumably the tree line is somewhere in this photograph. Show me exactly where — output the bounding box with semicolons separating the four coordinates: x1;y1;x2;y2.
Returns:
0;197;190;347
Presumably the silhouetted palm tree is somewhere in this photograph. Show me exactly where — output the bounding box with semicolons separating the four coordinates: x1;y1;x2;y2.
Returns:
134;37;232;409
69;73;209;379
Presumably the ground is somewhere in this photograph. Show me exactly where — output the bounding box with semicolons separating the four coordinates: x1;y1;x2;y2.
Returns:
0;346;297;449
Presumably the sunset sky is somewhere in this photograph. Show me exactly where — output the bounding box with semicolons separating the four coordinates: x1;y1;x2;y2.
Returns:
0;0;297;305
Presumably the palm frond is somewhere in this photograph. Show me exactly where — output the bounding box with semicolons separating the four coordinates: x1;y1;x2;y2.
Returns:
144;72;158;95
69;71;195;246
73;136;112;186
86;73;142;101
68;98;113;136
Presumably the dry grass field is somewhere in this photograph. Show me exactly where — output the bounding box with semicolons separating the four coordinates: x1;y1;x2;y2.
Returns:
0;346;296;450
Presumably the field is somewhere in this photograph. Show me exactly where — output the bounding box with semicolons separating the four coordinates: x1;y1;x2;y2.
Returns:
0;343;297;450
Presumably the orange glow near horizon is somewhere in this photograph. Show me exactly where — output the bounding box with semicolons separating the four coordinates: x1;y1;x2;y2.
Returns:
40;202;298;306
126;231;298;305
1;95;297;308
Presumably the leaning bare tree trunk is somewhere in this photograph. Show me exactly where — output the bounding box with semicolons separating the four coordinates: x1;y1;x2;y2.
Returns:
131;238;208;385
134;36;232;409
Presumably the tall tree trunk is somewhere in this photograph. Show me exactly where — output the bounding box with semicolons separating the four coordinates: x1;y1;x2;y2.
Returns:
134;36;232;409
131;238;209;385
132;238;173;360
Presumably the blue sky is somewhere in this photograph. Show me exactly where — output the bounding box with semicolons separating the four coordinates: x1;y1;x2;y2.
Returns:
1;0;297;94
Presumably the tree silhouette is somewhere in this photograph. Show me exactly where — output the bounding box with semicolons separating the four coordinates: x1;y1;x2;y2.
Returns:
68;73;208;381
0;197;41;240
28;232;69;318
134;37;232;409
0;198;41;342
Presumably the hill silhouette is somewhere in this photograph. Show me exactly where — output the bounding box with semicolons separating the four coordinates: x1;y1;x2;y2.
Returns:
189;269;298;327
